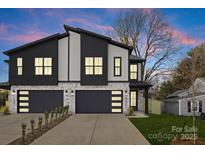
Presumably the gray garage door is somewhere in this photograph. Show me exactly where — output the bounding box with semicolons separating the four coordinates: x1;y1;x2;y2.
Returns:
17;90;63;113
76;90;123;113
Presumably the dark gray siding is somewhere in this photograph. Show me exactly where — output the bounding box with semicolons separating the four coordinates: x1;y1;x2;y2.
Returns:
80;33;108;85
9;38;58;85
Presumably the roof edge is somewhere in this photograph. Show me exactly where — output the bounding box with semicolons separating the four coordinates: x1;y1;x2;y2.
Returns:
3;33;63;56
64;24;134;52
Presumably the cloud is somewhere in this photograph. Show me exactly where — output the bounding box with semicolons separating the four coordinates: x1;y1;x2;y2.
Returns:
65;18;90;26
0;23;15;33
169;27;199;45
64;17;114;33
0;30;48;43
9;31;48;43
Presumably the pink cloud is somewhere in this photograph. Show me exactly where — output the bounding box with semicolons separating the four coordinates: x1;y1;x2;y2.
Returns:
93;25;114;31
169;28;199;45
12;31;48;42
0;23;14;33
142;8;153;15
64;17;114;32
0;30;48;43
65;18;90;26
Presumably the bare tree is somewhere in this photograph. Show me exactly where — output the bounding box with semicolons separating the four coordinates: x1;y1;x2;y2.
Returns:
112;9;178;83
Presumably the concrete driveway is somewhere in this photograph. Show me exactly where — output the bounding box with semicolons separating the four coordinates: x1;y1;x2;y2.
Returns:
0;114;42;144
32;114;149;145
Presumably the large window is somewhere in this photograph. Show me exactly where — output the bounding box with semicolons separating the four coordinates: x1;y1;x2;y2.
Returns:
85;57;103;75
35;58;52;75
114;57;121;76
17;58;23;75
130;64;137;79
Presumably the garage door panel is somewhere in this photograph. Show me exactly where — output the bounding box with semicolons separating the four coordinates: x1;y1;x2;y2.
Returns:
18;90;63;113
76;90;112;113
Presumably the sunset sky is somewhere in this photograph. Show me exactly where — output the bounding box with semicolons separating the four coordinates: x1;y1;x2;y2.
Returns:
0;8;205;82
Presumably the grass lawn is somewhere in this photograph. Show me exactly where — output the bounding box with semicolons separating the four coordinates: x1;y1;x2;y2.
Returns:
129;114;205;145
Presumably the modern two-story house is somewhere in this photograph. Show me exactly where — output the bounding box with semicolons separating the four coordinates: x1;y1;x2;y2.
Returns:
2;25;151;114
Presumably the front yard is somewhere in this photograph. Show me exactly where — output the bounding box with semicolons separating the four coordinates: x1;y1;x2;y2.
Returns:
129;114;205;145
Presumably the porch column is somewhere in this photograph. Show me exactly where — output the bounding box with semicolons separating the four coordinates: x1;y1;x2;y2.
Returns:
144;88;149;114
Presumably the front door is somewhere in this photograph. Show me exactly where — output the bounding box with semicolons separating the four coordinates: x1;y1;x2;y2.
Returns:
130;90;138;111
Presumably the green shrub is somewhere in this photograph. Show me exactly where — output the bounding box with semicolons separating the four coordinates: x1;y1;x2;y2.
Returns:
127;107;134;116
0;105;10;115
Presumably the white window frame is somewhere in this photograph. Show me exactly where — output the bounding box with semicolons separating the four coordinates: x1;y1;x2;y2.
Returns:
130;64;137;79
35;57;52;75
189;100;201;112
17;58;23;75
85;57;103;75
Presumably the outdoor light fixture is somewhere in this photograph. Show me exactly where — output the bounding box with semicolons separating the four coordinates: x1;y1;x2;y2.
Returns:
12;90;15;95
125;90;128;96
71;90;74;96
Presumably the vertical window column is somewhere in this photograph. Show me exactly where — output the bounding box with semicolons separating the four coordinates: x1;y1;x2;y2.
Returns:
130;64;137;80
114;57;121;76
17;58;23;75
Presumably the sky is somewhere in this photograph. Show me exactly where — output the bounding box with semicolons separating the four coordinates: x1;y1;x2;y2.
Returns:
0;8;205;82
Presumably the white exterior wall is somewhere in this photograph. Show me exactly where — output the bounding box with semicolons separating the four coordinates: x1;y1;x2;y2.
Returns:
9;83;130;114
69;31;81;81
108;44;129;81
180;95;205;116
58;37;69;81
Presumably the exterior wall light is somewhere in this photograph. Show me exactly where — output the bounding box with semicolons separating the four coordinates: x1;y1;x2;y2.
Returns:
71;90;74;96
125;90;128;96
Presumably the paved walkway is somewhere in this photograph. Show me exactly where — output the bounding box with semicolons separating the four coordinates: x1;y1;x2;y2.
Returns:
0;114;42;144
32;114;149;145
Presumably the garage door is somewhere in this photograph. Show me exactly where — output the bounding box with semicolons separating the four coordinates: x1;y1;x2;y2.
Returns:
17;90;63;113
76;90;123;113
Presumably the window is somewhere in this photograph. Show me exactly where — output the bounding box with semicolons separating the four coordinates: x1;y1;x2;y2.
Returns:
85;57;103;75
188;101;191;112
187;101;202;112
35;58;52;75
130;64;137;79
131;91;137;106
114;57;121;76
17;58;23;75
199;100;202;112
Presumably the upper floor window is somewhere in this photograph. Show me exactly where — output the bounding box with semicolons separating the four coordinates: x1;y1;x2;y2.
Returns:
35;57;52;75
85;57;103;75
130;64;137;79
114;57;121;76
17;58;23;75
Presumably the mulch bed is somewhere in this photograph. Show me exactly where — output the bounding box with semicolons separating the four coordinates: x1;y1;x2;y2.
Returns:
171;138;205;145
8;115;70;145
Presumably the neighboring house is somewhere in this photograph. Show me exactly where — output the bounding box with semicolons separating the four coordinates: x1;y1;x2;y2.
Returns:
1;25;151;114
164;78;205;116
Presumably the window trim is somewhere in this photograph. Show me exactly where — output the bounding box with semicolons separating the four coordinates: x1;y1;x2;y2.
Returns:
130;64;138;80
114;57;122;77
17;58;23;75
35;57;52;76
85;57;103;75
